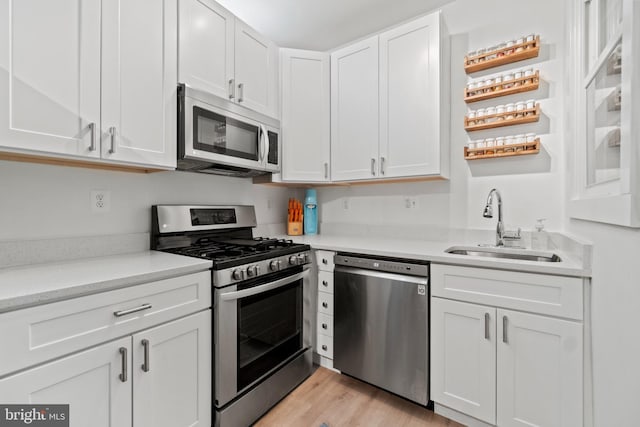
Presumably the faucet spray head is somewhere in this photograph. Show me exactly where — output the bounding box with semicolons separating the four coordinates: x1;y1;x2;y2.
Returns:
483;204;493;218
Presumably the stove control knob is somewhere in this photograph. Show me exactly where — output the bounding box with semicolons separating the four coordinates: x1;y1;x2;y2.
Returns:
246;265;259;277
232;269;244;281
269;260;281;271
297;254;308;264
288;255;299;266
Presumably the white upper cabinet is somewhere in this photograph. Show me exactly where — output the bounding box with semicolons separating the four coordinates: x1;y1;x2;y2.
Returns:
569;0;640;227
102;0;177;168
178;0;278;118
280;49;331;182
0;0;101;158
329;11;449;183
178;0;234;100
331;36;380;181
379;12;449;178
0;0;177;169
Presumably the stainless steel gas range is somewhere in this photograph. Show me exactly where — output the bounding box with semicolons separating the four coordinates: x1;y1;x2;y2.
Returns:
151;205;313;427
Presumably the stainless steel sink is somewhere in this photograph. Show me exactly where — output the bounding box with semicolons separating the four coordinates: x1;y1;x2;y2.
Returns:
445;246;562;262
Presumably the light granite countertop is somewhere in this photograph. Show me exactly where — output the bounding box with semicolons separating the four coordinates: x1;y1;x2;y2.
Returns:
277;226;591;278
0;251;212;313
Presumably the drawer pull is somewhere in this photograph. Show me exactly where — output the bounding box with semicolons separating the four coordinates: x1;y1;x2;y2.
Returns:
322;280;328;287
141;339;150;372
322;323;328;329
119;347;128;382
322;302;328;308
322;259;328;264
322;345;328;351
114;303;152;317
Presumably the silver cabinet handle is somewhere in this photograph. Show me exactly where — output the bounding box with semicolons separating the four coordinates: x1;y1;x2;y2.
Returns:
502;315;508;343
484;313;490;340
321;345;328;351
113;303;152;318
380;156;386;175
88;122;96;151
108;126;117;154
119;347;128;382
141;339;150;372
324;162;329;179
238;83;244;102
322;302;328;308
322;323;328;329
228;79;235;99
371;158;376;176
322;280;328;287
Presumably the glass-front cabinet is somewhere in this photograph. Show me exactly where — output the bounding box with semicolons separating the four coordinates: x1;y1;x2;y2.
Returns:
569;0;640;227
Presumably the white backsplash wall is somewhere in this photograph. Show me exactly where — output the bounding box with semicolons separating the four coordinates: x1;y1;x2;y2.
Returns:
318;0;566;233
0;160;296;241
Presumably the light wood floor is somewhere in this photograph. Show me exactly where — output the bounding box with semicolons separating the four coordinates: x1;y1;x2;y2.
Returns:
254;367;463;427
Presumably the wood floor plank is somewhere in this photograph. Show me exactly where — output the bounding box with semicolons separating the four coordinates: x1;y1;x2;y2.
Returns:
254;367;464;427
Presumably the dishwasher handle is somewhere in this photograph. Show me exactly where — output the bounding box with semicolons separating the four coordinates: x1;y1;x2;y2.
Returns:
334;265;428;285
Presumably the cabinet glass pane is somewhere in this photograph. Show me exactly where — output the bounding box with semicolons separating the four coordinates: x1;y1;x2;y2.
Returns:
599;0;623;52
584;0;623;71
586;41;622;186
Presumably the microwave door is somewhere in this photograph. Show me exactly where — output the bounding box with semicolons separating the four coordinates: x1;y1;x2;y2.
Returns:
264;128;280;173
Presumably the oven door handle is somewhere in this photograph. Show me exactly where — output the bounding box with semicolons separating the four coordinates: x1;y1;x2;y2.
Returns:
220;266;310;301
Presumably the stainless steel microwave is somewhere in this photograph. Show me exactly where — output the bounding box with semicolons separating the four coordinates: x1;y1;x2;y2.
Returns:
177;84;280;177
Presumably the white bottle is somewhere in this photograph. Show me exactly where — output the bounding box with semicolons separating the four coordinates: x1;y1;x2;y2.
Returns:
531;219;548;250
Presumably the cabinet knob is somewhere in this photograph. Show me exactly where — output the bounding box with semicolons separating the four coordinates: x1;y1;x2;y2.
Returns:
322;259;328;264
322;323;328;329
322;345;328;351
322;280;328;287
322;302;328;308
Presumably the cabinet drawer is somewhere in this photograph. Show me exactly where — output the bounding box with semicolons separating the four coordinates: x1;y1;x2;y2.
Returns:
0;271;211;377
318;271;334;294
316;312;334;337
431;264;583;320
315;250;335;271
317;290;333;315
316;333;333;359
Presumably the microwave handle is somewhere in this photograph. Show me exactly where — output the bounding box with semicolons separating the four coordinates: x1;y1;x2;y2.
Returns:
259;124;268;162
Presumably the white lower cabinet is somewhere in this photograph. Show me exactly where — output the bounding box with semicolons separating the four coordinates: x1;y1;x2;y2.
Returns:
0;311;211;427
0;337;133;427
431;264;584;427
133;311;212;427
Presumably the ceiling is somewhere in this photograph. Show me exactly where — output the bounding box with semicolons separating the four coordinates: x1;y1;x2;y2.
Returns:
215;0;453;51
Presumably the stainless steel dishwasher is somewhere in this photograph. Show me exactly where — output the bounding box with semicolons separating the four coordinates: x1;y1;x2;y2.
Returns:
333;253;429;406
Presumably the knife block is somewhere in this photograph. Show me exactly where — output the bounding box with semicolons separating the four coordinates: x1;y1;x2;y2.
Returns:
287;220;303;236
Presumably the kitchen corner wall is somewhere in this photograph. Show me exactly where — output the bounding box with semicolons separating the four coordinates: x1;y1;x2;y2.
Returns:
0;160;295;241
317;0;566;233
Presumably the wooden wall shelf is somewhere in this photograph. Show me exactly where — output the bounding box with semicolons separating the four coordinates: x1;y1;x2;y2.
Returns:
464;36;540;73
465;71;539;103
464;139;540;160
465;104;541;131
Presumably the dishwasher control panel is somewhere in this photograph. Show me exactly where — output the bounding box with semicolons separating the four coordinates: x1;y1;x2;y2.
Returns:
334;253;429;277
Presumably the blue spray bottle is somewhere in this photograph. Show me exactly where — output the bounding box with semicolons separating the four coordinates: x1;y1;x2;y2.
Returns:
303;189;318;235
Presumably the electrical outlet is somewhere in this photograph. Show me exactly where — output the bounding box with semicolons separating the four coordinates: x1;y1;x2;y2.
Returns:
342;198;349;210
91;190;111;213
404;197;417;209
267;199;273;209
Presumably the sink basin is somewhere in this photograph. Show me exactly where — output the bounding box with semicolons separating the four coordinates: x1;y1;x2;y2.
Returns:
445;246;562;262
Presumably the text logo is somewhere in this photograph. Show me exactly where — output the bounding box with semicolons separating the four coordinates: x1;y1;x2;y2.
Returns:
0;405;69;427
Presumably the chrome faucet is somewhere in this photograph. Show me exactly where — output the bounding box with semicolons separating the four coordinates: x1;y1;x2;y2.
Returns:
483;188;505;246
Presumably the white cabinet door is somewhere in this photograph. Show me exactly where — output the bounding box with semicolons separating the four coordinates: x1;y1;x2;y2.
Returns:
497;309;583;427
234;20;278;117
281;49;330;182
178;0;234;99
0;0;101;158
431;298;496;424
0;337;132;427
101;0;177;168
331;36;379;181
379;13;442;178
133;310;212;427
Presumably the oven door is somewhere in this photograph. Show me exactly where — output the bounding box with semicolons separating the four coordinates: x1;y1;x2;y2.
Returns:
214;266;309;408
